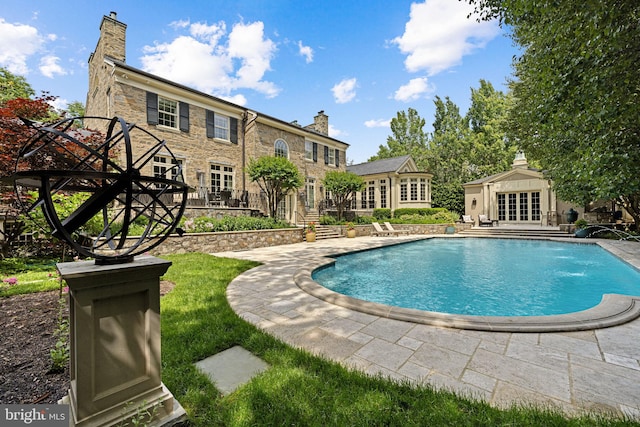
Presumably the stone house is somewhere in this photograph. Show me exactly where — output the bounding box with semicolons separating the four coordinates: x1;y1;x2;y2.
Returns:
84;12;348;224
346;155;433;215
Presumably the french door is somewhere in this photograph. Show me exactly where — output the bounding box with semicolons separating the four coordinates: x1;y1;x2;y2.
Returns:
498;192;541;222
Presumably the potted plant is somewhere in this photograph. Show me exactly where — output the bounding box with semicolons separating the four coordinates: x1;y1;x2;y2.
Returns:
345;222;356;238
305;222;316;242
574;218;589;238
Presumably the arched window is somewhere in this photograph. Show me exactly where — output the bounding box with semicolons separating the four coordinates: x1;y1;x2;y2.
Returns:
275;139;289;158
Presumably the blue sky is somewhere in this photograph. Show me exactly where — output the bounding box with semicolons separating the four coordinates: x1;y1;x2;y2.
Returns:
0;0;516;164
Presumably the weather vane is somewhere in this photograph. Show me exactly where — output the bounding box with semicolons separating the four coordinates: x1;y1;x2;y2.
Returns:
4;116;188;264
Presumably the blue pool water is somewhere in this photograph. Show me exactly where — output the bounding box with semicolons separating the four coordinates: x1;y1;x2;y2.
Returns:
312;239;640;316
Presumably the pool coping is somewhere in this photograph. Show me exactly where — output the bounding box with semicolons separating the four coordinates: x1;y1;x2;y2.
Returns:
294;237;640;332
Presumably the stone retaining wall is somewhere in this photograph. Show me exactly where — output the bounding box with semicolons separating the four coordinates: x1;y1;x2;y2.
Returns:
148;223;472;256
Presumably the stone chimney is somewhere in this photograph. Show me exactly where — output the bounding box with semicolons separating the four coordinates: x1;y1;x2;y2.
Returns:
93;11;127;63
312;110;328;135
512;150;529;169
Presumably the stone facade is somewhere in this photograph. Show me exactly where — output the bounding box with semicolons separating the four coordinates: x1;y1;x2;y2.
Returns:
147;223;471;256
85;12;348;224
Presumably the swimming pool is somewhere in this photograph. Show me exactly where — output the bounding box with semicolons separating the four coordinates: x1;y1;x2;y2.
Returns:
311;238;640;317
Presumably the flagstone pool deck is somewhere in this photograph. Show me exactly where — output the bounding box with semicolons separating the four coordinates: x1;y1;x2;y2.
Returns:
216;235;640;420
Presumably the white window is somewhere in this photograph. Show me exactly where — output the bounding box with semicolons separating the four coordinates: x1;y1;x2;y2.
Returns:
305;141;313;160
158;97;178;128
215;114;230;140
153;155;183;187
211;164;234;192
410;178;418;201
275;139;289;158
368;181;375;209
327;148;335;165
400;179;408;201
420;179;427;201
380;180;387;209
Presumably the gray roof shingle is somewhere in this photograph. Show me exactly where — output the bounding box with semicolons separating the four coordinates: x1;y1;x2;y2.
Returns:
347;155;412;176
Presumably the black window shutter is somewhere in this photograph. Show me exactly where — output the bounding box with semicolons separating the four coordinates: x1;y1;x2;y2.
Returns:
230;117;238;144
312;143;318;162
206;110;215;138
335;149;340;167
179;102;189;132
146;92;158;125
324;146;329;164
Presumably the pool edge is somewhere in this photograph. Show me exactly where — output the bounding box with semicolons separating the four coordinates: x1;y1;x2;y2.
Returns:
294;239;640;333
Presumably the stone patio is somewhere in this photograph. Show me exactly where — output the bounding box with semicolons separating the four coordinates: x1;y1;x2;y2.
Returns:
217;235;640;420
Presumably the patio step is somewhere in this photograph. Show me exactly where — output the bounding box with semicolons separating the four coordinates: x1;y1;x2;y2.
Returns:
304;225;341;241
458;227;571;238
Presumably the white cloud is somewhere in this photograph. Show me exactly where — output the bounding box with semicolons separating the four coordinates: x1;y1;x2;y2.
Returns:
331;77;357;104
49;97;69;111
393;0;499;76
297;41;313;63
394;77;434;102
141;20;279;100
328;124;346;139
0;18;44;74
39;55;67;78
219;93;248;106
364;118;391;128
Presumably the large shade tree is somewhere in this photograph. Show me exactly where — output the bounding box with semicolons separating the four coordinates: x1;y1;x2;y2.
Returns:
368;108;428;165
0;68;35;103
246;156;304;219
371;81;514;214
468;0;640;224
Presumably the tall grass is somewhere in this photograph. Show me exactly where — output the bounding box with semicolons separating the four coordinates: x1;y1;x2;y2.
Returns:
160;253;637;427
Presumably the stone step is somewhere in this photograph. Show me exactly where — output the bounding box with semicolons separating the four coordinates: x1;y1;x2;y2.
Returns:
304;226;341;241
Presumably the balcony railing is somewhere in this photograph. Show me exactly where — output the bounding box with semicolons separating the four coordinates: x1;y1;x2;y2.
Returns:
185;189;264;210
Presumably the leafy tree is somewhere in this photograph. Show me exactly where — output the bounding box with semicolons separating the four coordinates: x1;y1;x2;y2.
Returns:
467;0;640;225
426;96;471;212
0;94;104;256
466;79;517;177
0;95;55;256
369;108;428;166
0;68;35;104
64;101;85;128
322;171;365;221
246;156;304;219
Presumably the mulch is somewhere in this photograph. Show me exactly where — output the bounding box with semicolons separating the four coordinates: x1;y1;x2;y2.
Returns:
0;281;175;404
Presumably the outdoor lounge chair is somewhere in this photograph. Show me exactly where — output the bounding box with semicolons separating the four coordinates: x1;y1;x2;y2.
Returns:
478;214;493;227
461;215;474;224
384;222;409;235
372;222;396;236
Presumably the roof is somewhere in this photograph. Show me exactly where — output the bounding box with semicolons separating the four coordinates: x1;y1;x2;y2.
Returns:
463;167;543;186
347;155;412;176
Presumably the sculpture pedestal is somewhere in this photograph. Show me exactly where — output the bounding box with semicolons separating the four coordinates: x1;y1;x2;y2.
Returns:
57;256;186;427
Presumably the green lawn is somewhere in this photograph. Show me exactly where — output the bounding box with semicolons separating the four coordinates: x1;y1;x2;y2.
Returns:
1;253;637;426
159;253;639;427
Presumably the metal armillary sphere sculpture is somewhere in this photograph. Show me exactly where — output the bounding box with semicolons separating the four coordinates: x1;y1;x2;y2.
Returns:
5;116;188;264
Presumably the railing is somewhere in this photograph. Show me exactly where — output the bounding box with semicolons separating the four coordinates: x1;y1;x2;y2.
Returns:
185;189;264;210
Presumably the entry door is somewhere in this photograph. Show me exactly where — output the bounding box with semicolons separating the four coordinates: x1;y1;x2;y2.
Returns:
498;192;541;222
305;178;316;209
